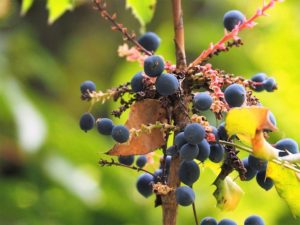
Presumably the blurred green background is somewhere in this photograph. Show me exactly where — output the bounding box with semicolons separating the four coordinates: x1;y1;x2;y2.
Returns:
0;0;300;224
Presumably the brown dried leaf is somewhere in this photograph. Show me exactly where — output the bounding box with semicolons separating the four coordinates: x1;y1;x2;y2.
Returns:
107;99;167;156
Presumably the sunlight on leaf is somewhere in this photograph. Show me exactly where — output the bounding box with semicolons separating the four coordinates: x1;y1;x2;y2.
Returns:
126;0;156;32
47;0;74;24
213;176;244;211
21;0;34;16
226;107;278;160
267;161;300;217
107;99;166;156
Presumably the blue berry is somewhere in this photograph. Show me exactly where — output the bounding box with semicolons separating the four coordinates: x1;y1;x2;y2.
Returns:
184;123;205;145
131;72;144;92
144;55;165;77
244;215;265;225
251;73;267;92
138;32;160;52
242;158;258;181
111;125;130;143
218;219;237;225
96;118;114;135
209;144;224;163
80;80;96;94
136;173;154;198
166;145;178;156
268;111;277;127
136;155;147;168
175;132;187;149
179;160;200;186
256;170;273;190
79;112;95;132
193;92;213;111
275;138;299;157
200;217;218;225
248;155;267;171
223;10;245;31
180;143;199;161
224;84;246;108
175;186;195;206
217;122;228;141
196;139;211;162
153;169;163;183
155;73;179;96
263;77;277;92
118;155;134;166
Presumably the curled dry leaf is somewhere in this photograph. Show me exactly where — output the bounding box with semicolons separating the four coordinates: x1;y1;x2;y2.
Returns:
107;99;167;156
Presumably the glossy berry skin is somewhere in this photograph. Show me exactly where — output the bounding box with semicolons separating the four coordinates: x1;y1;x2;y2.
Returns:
96;118;114;135
118;155;134;166
111;125;130;143
242;158;258;181
144;55;165;77
154;169;163;183
136;155;147;168
218;219;237;225
79;112;95;132
248;155;267;171
131;72;144;92
184;123;205;145
180;143;199;161
269;111;276;127
196;139;211;162
166;145;178;156
138;32;160;52
224;84;246;108
223;10;245;31
193;92;213;111
200;217;218;225
175;132;187;149
251;73;267;92
275;138;299;157
179;160;200;186
136;173;154;198
155;73;179;96
244;215;265;225
209;144;224;163
80;80;96;94
263;77;276;92
175;186;195;206
256;170;273;190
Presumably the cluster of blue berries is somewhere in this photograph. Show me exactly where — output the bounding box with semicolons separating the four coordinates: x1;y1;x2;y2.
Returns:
200;215;265;225
251;73;277;92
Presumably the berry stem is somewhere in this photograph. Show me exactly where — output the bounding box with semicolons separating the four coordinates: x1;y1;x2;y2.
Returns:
93;0;152;56
98;158;155;176
192;202;199;225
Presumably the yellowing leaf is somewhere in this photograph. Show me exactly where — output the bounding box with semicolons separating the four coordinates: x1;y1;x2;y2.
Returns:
213;176;244;211
267;161;300;217
107;99;166;156
47;0;73;24
126;0;156;31
225;107;278;160
21;0;34;15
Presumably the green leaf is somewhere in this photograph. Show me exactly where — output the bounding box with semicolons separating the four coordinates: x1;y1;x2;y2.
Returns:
267;161;300;217
126;0;156;31
213;176;244;211
47;0;74;24
21;0;34;15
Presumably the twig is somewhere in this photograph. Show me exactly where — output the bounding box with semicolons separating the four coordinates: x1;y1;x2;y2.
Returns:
189;0;283;67
93;0;152;56
219;140;300;173
99;158;155;176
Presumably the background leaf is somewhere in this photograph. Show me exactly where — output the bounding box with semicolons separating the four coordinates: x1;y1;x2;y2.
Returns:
47;0;74;24
267;161;300;217
126;0;156;32
21;0;34;15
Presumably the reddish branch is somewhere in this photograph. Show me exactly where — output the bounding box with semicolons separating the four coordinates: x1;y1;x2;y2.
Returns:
189;0;283;67
93;0;152;56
